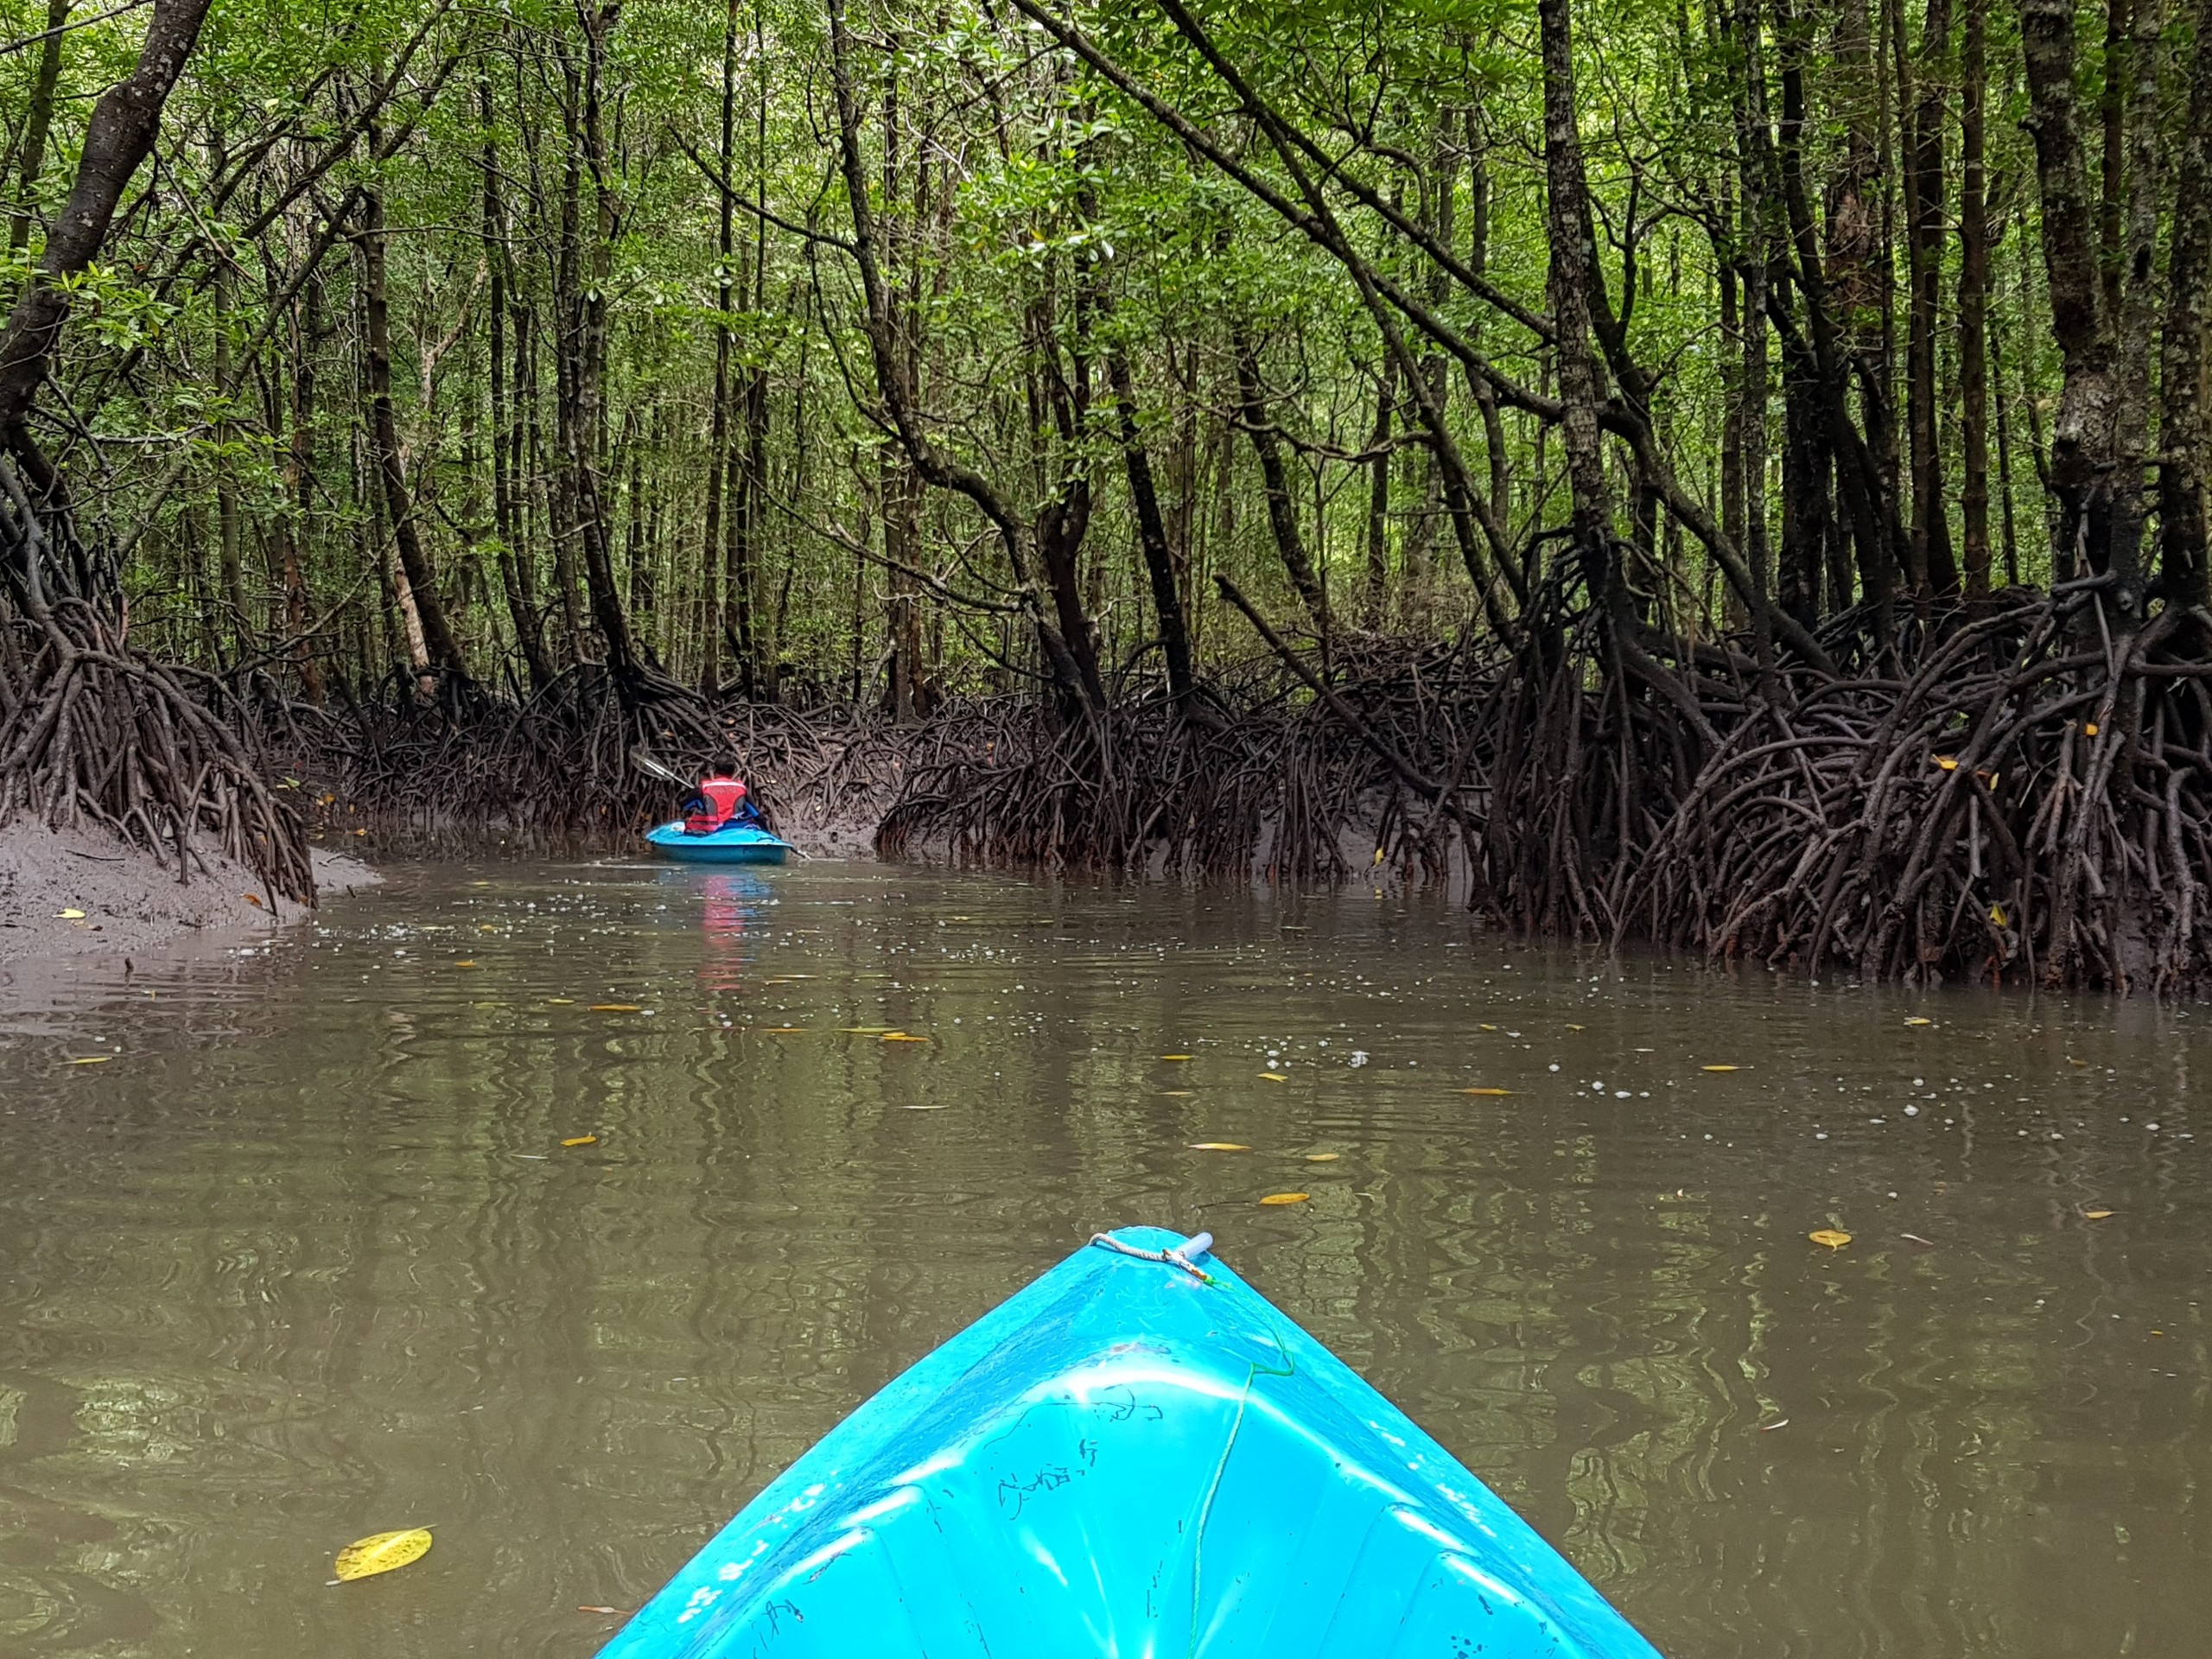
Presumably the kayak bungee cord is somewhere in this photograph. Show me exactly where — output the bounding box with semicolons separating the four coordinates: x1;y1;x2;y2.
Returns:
1087;1230;1215;1283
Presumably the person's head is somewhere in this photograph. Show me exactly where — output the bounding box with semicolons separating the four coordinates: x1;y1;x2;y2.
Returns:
708;757;739;779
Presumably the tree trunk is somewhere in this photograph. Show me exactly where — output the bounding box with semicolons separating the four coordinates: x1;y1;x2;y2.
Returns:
2158;0;2212;628
1957;0;1991;599
1109;348;1203;718
0;0;217;465
1903;0;1956;596
359;168;467;683
7;0;72;257
1233;331;1329;635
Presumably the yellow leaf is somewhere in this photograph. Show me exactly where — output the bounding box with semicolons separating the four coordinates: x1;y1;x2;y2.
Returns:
1565;1023;1585;1031
2085;721;2100;736
1187;1142;1251;1151
1160;1090;1193;1097
1258;1071;1288;1081
1304;1152;1340;1162
1808;1229;1853;1249
1934;754;1959;770
1904;1016;1933;1027
547;999;575;1005
561;1135;598;1147
588;1004;640;1013
1479;1023;1497;1031
332;1527;432;1583
67;1055;111;1065
57;908;86;919
880;1032;929;1042
1701;1064;1739;1072
1459;1086;1512;1096
454;960;477;968
1372;847;1386;865
2083;1209;2114;1220
1988;904;2007;926
1159;1053;1193;1061
840;1027;894;1033
1259;1192;1311;1205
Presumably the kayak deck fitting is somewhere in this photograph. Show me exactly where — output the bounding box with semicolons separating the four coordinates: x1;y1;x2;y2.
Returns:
599;1226;1662;1658
643;819;793;865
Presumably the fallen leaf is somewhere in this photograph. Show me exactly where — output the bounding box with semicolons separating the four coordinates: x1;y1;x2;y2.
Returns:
880;1032;929;1042
1304;1152;1340;1162
1459;1087;1512;1096
1934;754;1959;770
1258;1192;1311;1205
2083;1209;2114;1220
588;1004;641;1013
1187;1142;1251;1151
840;1027;894;1033
1701;1064;1740;1072
1808;1228;1853;1249
1904;1016;1934;1027
578;1605;623;1616
762;1026;808;1033
1258;1071;1288;1081
1159;1053;1193;1061
561;1135;598;1147
1565;1023;1585;1031
57;908;86;919
1160;1090;1193;1097
455;960;478;968
1479;1023;1498;1031
331;1527;432;1584
2085;721;2100;736
547;998;575;1005
66;1056;112;1065
1758;1419;1789;1433
243;893;264;908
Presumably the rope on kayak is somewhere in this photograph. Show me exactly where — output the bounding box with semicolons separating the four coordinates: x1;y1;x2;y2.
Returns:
1087;1230;1214;1282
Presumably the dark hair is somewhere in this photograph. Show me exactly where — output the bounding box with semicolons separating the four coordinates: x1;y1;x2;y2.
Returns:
708;756;739;778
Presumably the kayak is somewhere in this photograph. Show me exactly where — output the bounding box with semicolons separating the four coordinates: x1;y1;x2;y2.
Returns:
644;819;793;865
597;1226;1664;1658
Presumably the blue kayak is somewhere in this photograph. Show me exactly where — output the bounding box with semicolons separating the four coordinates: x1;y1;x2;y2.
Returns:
644;819;793;865
598;1226;1663;1658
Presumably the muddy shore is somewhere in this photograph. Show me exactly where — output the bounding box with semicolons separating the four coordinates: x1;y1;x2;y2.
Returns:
0;819;379;966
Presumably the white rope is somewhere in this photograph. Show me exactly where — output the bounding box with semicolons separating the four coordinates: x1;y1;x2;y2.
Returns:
1088;1230;1214;1281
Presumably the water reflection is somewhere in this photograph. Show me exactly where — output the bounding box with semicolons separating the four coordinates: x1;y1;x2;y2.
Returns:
0;861;2204;1657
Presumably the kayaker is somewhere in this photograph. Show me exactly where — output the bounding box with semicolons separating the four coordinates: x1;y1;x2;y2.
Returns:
681;759;762;835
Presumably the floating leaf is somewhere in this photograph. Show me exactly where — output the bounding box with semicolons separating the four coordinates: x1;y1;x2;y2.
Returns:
1160;1090;1194;1097
2083;1209;2114;1220
57;908;86;919
588;1004;641;1013
1159;1053;1193;1061
1565;1023;1585;1031
578;1605;624;1616
1700;1064;1739;1072
1187;1142;1250;1151
1459;1087;1512;1096
561;1135;598;1147
881;1032;929;1042
1304;1152;1340;1162
1933;754;1959;771
454;960;477;968
331;1527;432;1584
66;1056;112;1065
1808;1229;1853;1249
1259;1192;1311;1205
763;1026;808;1033
1258;1071;1288;1082
1904;1016;1933;1027
1479;1023;1498;1032
840;1027;894;1033
547;998;575;1005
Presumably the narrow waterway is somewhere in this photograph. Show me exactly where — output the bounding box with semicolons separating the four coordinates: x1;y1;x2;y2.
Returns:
1;859;2205;1657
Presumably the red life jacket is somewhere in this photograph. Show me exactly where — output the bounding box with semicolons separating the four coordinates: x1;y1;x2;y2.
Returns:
684;777;748;833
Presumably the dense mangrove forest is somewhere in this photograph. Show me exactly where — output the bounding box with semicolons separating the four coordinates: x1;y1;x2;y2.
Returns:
4;0;2212;988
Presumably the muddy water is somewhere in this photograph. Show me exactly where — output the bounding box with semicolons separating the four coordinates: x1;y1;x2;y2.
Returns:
0;860;2205;1657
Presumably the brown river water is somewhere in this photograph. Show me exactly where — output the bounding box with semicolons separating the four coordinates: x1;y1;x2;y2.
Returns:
1;858;2206;1657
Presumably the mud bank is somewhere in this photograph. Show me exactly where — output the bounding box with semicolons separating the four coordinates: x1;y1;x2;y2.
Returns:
0;820;378;963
